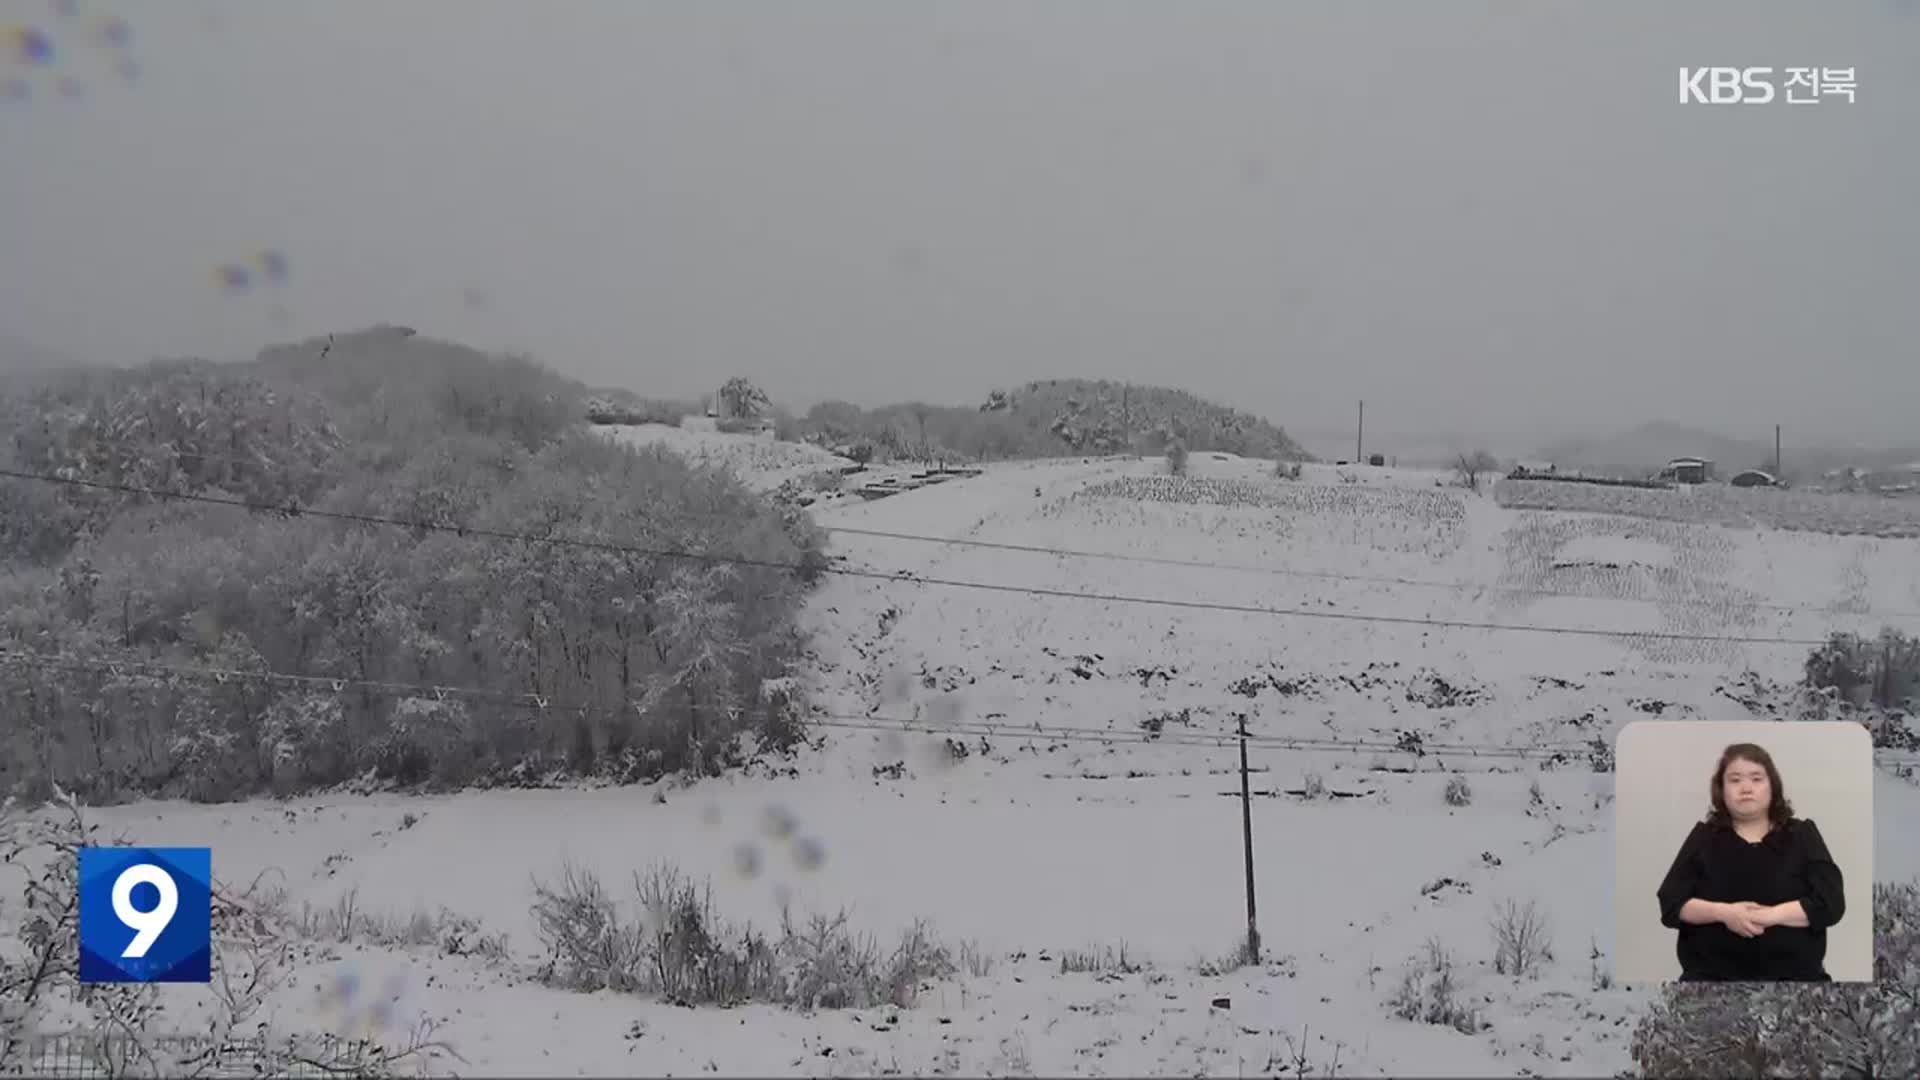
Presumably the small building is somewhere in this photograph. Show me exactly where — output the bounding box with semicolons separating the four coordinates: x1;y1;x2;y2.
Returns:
1660;457;1714;485
1863;468;1920;495
1730;469;1778;488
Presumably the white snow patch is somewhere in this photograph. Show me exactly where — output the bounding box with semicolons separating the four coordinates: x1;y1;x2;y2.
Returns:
1550;536;1675;571
598;423;850;492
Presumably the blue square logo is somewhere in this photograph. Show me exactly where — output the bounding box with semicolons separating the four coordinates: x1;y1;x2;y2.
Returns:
77;847;212;984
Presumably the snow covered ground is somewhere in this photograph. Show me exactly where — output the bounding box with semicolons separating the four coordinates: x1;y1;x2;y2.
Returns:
20;443;1920;1076
599;422;852;493
1496;476;1920;538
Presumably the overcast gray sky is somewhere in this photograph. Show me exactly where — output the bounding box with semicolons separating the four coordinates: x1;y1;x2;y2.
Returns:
3;0;1915;455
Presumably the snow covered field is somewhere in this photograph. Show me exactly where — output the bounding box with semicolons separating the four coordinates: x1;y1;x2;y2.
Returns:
1496;476;1920;538
600;422;852;493
20;442;1920;1076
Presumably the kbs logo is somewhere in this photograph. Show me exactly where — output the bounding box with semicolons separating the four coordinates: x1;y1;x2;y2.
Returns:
77;847;213;983
1679;67;1857;105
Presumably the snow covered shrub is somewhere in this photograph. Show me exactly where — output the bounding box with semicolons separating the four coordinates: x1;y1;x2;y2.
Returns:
1388;938;1481;1034
365;697;477;787
271;885;507;961
1300;770;1328;800
530;862;954;1010
1588;735;1618;773
955;939;996;977
634;861;781;1006
530;862;648;993
1166;440;1189;476
586;396;688;426
1630;882;1920;1078
779;909;884;1009
164;718;251;804
877;920;956;1006
1804;628;1920;714
260;692;348;793
768;909;954;1010
1490;898;1554;977
1057;942;1141;975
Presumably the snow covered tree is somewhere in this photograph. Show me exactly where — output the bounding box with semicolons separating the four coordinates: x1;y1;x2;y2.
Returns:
717;376;770;421
1455;450;1499;491
1630;882;1920;1078
0;334;823;801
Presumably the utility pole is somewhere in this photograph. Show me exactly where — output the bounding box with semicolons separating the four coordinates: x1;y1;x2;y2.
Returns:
1775;425;1782;477
1238;714;1261;965
1355;400;1364;463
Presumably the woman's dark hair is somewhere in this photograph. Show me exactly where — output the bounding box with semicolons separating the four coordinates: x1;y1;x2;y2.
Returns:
1707;742;1794;828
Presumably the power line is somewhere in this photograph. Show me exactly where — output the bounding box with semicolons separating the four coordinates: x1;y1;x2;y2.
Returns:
7;648;1916;765
27;454;1913;622
0;647;1606;760
22;455;1920;622
0;646;1510;756
0;649;1307;756
822;525;1920;622
17;447;337;473
0;469;1851;647
0;465;794;562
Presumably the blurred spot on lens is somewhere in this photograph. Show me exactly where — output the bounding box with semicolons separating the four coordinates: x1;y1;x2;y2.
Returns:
256;249;290;284
214;264;251;293
10;26;56;66
96;15;132;50
763;804;798;840
733;842;762;879
925;692;964;728
882;666;911;702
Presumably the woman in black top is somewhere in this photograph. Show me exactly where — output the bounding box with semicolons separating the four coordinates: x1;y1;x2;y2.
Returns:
1655;741;1845;981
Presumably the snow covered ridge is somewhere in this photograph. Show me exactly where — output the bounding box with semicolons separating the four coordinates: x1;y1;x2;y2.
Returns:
597;422;852;492
1496;477;1920;538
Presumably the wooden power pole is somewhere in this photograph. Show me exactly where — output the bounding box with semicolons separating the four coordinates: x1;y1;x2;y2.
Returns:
1355;400;1364;463
1238;714;1261;965
1775;425;1782;477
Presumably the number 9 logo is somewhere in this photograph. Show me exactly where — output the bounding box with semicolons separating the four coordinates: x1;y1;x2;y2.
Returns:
78;846;212;984
111;863;179;959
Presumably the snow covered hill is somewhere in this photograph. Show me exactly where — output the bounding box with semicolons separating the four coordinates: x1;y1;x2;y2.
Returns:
598;422;852;492
29;452;1920;1076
